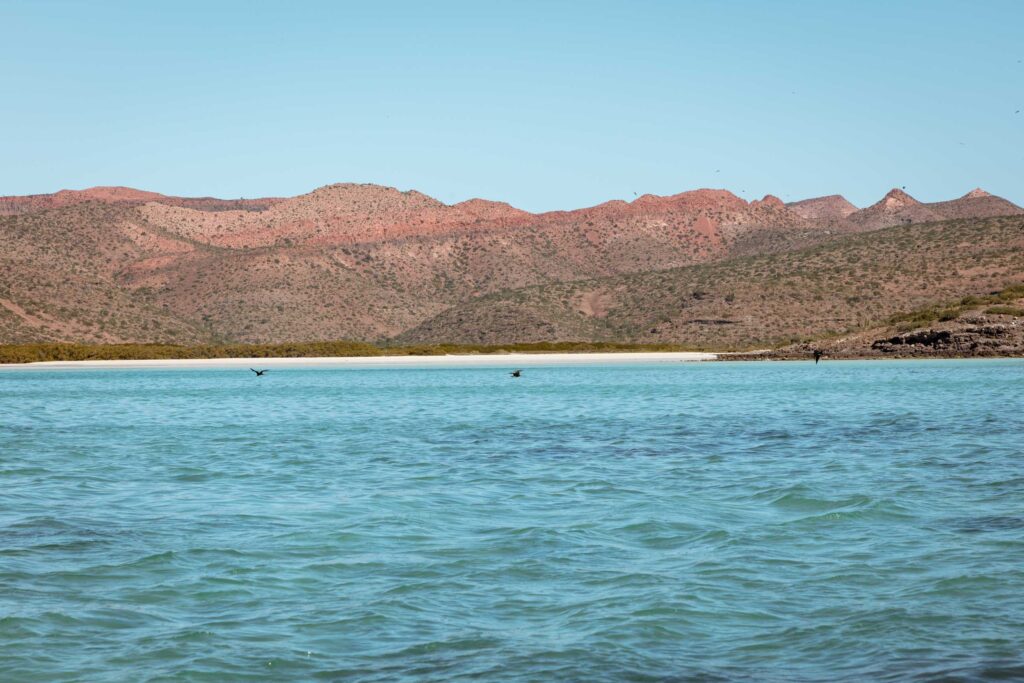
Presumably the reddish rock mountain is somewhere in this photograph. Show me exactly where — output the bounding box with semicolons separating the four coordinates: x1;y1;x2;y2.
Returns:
750;194;785;209
786;194;859;221
846;189;945;230
788;187;1024;230
838;187;1024;230
925;188;1024;220
124;184;819;252
1;181;1021;345
0;186;163;214
0;185;282;215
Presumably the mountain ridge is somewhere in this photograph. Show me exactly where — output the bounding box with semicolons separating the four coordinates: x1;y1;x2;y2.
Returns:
5;183;1021;225
1;182;1021;346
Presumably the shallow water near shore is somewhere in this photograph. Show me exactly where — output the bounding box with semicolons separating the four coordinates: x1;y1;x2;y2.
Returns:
1;359;1022;681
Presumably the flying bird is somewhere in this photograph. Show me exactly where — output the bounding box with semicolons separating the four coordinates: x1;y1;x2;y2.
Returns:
813;350;823;365
510;369;522;378
251;368;268;376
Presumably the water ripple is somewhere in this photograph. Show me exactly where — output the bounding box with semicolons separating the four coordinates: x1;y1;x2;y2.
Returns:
1;359;1022;681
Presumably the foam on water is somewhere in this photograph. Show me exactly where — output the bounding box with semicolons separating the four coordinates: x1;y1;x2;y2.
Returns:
1;360;1023;681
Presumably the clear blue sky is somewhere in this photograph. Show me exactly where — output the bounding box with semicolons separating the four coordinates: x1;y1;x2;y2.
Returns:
2;0;1021;211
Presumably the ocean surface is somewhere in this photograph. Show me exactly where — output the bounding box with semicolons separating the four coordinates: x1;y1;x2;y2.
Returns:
1;359;1022;681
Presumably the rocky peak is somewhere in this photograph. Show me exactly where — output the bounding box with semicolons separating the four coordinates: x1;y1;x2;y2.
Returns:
881;188;919;208
750;194;784;209
664;189;747;211
785;194;859;220
962;188;992;199
451;198;531;221
278;183;446;216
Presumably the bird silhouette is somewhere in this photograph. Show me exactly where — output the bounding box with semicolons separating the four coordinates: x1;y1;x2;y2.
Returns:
813;350;823;364
510;369;522;378
251;368;268;376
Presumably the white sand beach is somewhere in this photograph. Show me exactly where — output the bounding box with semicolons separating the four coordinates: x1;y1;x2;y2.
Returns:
0;352;716;370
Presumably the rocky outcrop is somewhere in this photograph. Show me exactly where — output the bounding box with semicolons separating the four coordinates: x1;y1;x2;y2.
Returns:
870;323;1017;355
723;302;1024;361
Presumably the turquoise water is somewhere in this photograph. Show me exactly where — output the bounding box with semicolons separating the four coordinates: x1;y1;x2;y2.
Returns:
1;360;1023;681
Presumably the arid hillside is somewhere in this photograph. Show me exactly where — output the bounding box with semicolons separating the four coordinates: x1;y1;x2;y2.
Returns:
1;183;1021;345
730;284;1024;360
788;188;1024;233
786;194;858;224
398;215;1024;348
0;186;282;215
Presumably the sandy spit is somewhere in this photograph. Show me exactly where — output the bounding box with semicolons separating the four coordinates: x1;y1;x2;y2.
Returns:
0;352;717;370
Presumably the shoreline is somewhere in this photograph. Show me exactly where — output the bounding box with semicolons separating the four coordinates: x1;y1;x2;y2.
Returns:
0;351;718;370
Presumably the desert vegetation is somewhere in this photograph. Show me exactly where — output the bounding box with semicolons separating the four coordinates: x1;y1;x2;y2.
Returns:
400;216;1024;348
0;341;698;365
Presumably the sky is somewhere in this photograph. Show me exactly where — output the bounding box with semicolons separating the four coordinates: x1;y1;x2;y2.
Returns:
1;0;1022;211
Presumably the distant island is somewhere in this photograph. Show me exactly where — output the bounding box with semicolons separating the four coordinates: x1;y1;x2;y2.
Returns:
1;183;1022;357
